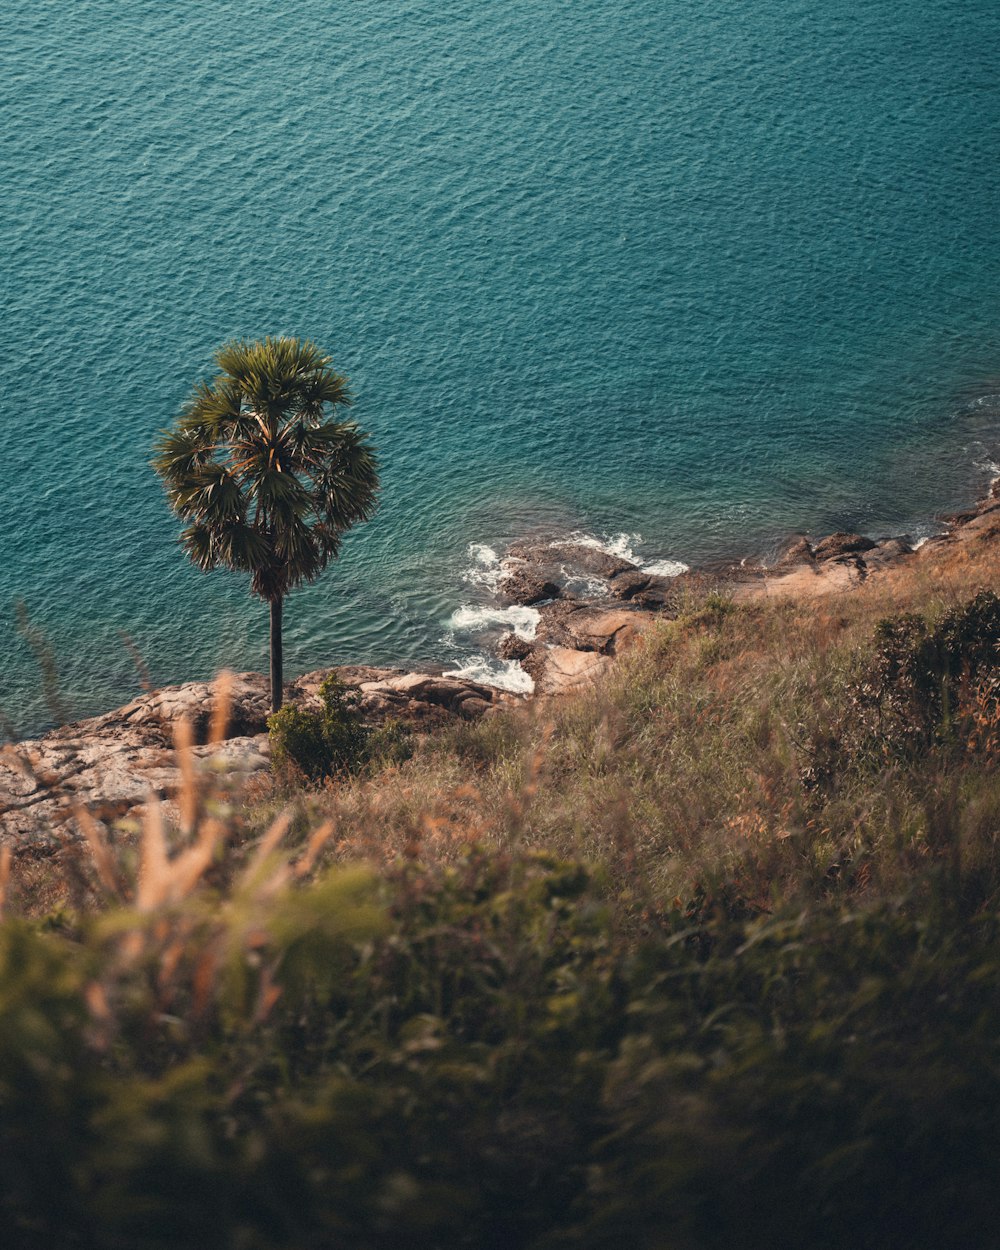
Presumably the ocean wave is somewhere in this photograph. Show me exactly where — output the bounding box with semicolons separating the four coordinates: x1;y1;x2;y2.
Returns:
560;531;689;578
462;543;504;592
973;455;1000;488
448;603;541;640
444;551;543;695
443;656;534;694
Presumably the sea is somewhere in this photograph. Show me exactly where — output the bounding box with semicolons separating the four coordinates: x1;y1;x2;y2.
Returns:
2;0;1000;734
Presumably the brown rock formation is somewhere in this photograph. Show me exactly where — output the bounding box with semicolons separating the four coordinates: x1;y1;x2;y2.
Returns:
1;666;502;849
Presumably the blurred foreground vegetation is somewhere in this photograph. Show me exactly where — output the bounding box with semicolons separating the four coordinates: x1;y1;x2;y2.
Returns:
4;539;1000;1246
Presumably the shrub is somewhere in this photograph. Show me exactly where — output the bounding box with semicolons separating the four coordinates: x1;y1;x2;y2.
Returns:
268;674;409;782
808;590;1000;784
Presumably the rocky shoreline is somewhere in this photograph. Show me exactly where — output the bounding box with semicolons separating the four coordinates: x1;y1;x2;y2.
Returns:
489;483;1000;694
5;484;1000;849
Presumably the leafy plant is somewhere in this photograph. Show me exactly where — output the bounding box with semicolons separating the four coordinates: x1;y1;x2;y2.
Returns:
808;590;1000;783
268;674;409;782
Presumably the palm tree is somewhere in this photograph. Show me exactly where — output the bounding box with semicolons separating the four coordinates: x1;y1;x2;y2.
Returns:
153;336;379;713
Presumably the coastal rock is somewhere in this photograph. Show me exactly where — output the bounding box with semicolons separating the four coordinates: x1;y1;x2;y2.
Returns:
731;559;864;603
862;536;914;569
506;541;637;583
947;501;1000;545
498;567;562;606
497;632;533;662
534;604;656;657
0;727;270;852
385;671;496;710
297;666;501;729
632;575;685;610
547;544;635;580
520;604;656;695
607;569;653;600
457;697;494;720
811;532;877;562
89;671;272;744
535;646;615;696
1;665;505;849
940;508;979;527
774;537;815;569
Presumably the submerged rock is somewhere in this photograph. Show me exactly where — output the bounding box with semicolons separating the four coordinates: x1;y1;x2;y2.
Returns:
506;540;636;582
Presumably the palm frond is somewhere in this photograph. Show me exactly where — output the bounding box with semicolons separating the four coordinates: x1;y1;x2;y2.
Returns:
181;379;242;432
214;521;271;572
172;462;246;525
181;523;216;571
152;427;215;487
314;426;380;527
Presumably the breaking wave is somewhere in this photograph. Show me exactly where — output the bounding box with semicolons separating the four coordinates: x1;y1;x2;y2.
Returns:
443;656;534;694
559;531;689;578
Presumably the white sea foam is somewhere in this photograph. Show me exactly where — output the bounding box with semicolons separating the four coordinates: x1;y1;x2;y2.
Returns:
560;572;611;599
462;543;504;592
974;456;1000;489
449;603;541;640
560;531;688;578
643;557;690;576
444;656;535;694
444;529;686;698
444;549;542;694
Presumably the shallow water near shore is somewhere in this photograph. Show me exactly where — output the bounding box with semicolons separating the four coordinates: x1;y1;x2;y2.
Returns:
3;0;1000;733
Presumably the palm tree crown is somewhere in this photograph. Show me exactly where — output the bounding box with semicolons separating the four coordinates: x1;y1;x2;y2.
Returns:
153;336;379;709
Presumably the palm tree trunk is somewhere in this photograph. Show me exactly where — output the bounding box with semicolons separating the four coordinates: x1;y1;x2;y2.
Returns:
269;596;283;713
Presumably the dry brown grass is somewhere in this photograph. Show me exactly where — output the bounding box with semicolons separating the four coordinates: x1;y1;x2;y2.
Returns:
233;533;1000;918
9;530;1000;925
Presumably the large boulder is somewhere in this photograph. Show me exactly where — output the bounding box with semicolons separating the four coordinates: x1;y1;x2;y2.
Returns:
497;632;533;662
811;532;877;562
84;671;272;744
534;603;655;656
0;723;270;851
535;647;615;696
522;604;656;696
498;566;562;606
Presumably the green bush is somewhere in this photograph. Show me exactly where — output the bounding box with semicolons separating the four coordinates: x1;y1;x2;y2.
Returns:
268;674;409;782
807;590;1000;785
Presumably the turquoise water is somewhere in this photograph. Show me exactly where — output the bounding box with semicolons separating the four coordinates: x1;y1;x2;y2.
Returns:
3;0;1000;733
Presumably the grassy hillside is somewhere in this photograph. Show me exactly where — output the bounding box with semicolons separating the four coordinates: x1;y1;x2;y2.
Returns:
246;536;1000;921
4;535;1000;1247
